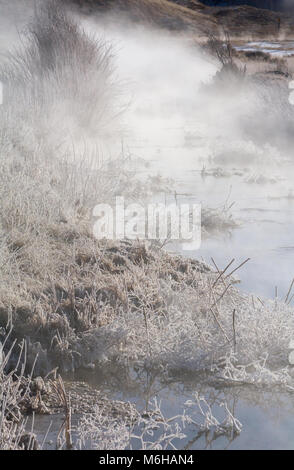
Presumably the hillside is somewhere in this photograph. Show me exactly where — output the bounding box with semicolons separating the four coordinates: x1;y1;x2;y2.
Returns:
208;5;294;37
198;1;294;13
69;0;217;34
171;0;294;37
69;0;294;38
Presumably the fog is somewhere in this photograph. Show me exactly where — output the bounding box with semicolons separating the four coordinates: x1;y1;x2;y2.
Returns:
77;7;294;305
2;0;294;299
79;11;294;172
1;1;293;166
1;0;294;451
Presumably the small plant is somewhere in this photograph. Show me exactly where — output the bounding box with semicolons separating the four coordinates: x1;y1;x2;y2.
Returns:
0;330;35;450
204;31;246;82
76;394;241;450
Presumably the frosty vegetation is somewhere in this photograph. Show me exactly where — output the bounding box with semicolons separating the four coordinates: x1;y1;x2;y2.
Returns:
1;0;294;450
76;394;242;450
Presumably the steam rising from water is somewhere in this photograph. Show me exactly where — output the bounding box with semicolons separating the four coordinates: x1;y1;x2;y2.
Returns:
1;1;294;168
2;1;294;450
2;0;294;300
1;0;294;359
79;12;294;182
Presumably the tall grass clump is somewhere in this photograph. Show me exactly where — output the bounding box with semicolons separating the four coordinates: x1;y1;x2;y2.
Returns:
203;31;246;83
0;1;127;374
0;332;36;450
0;0;121;152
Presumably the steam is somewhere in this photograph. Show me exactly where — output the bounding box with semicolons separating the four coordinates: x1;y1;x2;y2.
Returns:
1;0;294;360
1;0;293;172
78;11;294;179
2;4;294;451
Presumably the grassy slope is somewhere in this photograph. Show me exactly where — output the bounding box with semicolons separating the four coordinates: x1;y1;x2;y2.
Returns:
209;5;294;38
70;0;294;38
69;0;217;34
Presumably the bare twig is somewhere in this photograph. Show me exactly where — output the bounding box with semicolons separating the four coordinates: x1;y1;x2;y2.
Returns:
211;257;235;288
285;278;294;304
224;258;250;280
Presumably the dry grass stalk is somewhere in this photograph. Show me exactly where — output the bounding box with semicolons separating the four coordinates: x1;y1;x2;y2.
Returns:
50;376;72;450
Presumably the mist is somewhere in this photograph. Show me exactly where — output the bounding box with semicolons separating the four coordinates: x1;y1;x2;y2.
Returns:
1;1;293;172
79;11;294;175
1;0;294;452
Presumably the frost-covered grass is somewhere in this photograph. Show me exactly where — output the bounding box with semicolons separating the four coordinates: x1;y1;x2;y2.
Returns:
2;2;294;451
0;333;37;450
202;202;238;236
0;1;121;147
3;220;294;390
0;1;293;385
95;253;294;387
75;394;241;450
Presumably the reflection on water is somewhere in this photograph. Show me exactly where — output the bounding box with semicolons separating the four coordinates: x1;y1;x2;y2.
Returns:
33;366;294;450
130;136;294;300
170;167;294;300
